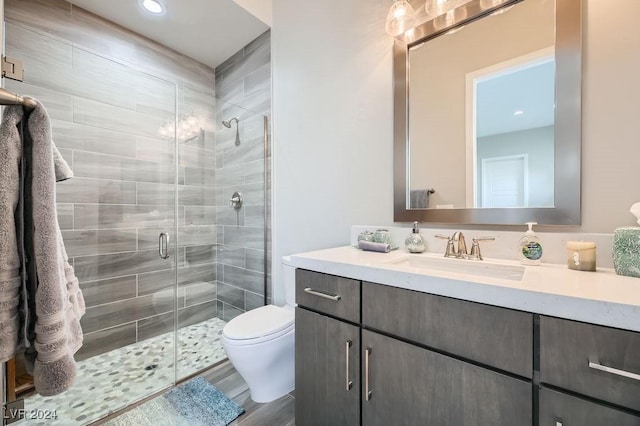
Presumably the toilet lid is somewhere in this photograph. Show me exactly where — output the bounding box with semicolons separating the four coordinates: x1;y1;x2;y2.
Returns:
223;305;294;340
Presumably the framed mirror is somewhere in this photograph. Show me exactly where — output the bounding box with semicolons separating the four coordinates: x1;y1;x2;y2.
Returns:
393;0;582;225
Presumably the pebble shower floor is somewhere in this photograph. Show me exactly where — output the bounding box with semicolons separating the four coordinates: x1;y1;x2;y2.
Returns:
17;317;228;426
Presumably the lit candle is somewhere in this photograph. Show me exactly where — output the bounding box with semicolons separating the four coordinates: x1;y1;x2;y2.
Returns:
566;241;596;271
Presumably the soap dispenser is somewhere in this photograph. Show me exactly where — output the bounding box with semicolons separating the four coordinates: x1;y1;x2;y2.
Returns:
405;221;426;253
519;222;542;265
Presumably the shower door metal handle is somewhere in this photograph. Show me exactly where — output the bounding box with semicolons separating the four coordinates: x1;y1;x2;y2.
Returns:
158;232;170;259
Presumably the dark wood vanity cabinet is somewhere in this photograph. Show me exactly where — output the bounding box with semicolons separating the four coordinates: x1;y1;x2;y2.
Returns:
295;269;640;425
295;269;532;425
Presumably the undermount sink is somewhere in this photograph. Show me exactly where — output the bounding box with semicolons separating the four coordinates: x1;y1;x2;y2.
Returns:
385;255;525;281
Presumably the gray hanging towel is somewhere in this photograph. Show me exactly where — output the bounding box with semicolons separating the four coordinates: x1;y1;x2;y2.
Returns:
0;104;24;365
0;100;85;396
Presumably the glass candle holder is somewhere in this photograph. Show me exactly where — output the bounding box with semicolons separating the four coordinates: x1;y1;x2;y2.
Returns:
373;229;392;245
357;230;375;243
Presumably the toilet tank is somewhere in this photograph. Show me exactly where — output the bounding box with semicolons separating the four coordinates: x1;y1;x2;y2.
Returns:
282;256;296;307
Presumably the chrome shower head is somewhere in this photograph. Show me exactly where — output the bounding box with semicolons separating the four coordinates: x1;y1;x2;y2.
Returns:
222;117;241;146
222;117;239;128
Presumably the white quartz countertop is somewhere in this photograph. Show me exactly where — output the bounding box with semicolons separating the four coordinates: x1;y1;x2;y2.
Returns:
289;246;640;332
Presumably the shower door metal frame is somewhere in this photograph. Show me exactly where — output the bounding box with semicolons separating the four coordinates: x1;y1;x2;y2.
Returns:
262;115;269;306
1;0;8;418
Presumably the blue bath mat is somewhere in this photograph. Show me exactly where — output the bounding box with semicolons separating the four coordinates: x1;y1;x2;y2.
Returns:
105;377;244;426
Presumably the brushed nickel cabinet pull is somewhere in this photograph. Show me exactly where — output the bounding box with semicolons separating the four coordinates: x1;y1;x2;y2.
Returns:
588;360;640;381
365;347;372;401
158;232;170;259
303;287;341;301
345;340;353;391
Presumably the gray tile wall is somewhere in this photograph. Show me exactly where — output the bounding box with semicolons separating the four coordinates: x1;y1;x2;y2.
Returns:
5;0;219;360
215;30;272;321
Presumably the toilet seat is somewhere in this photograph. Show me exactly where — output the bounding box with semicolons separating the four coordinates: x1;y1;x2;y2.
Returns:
223;305;294;345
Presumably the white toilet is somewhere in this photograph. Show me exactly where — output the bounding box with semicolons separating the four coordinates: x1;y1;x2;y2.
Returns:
221;257;296;403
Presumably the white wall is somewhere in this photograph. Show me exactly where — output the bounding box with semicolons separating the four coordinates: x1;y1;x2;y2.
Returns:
272;0;640;302
581;0;640;233
233;0;272;26
272;0;393;302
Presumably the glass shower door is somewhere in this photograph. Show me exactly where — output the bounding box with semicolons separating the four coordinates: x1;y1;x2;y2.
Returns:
175;97;268;381
3;21;178;425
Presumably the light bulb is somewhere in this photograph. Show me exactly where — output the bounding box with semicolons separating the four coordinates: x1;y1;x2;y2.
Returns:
385;0;417;37
425;0;448;16
433;7;467;29
480;0;504;9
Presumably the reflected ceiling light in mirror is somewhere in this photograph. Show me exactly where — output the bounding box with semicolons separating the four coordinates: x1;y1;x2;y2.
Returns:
139;0;166;15
385;0;417;36
158;112;202;140
513;110;525;116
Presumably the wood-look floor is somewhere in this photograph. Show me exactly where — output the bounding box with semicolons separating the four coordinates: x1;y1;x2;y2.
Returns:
95;360;295;426
201;361;295;426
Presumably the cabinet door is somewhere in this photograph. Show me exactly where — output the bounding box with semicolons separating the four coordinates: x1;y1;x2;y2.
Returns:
295;307;360;426
361;330;531;426
539;388;640;426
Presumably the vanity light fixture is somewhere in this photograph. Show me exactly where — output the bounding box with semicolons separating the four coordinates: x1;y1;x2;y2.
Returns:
139;0;166;15
479;0;506;8
433;6;468;30
425;0;449;16
385;0;417;36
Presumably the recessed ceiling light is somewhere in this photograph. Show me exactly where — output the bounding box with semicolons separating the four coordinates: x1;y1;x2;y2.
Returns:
139;0;166;15
513;110;524;116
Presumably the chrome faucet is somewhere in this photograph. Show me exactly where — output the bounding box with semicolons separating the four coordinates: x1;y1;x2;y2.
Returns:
436;232;468;258
436;232;495;260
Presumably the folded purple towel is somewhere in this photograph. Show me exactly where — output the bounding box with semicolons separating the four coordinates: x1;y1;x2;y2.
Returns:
358;240;391;253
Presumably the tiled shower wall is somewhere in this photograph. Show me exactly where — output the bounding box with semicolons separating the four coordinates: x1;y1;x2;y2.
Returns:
215;30;272;321
5;0;219;360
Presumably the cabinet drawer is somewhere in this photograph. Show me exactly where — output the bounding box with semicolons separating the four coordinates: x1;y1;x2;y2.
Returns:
362;282;533;378
295;269;360;323
539;387;640;426
540;316;640;412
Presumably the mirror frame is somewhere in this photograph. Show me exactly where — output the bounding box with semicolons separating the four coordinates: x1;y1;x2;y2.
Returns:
393;0;583;225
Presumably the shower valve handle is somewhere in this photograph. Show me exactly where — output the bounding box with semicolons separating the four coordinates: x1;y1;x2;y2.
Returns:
229;192;243;210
